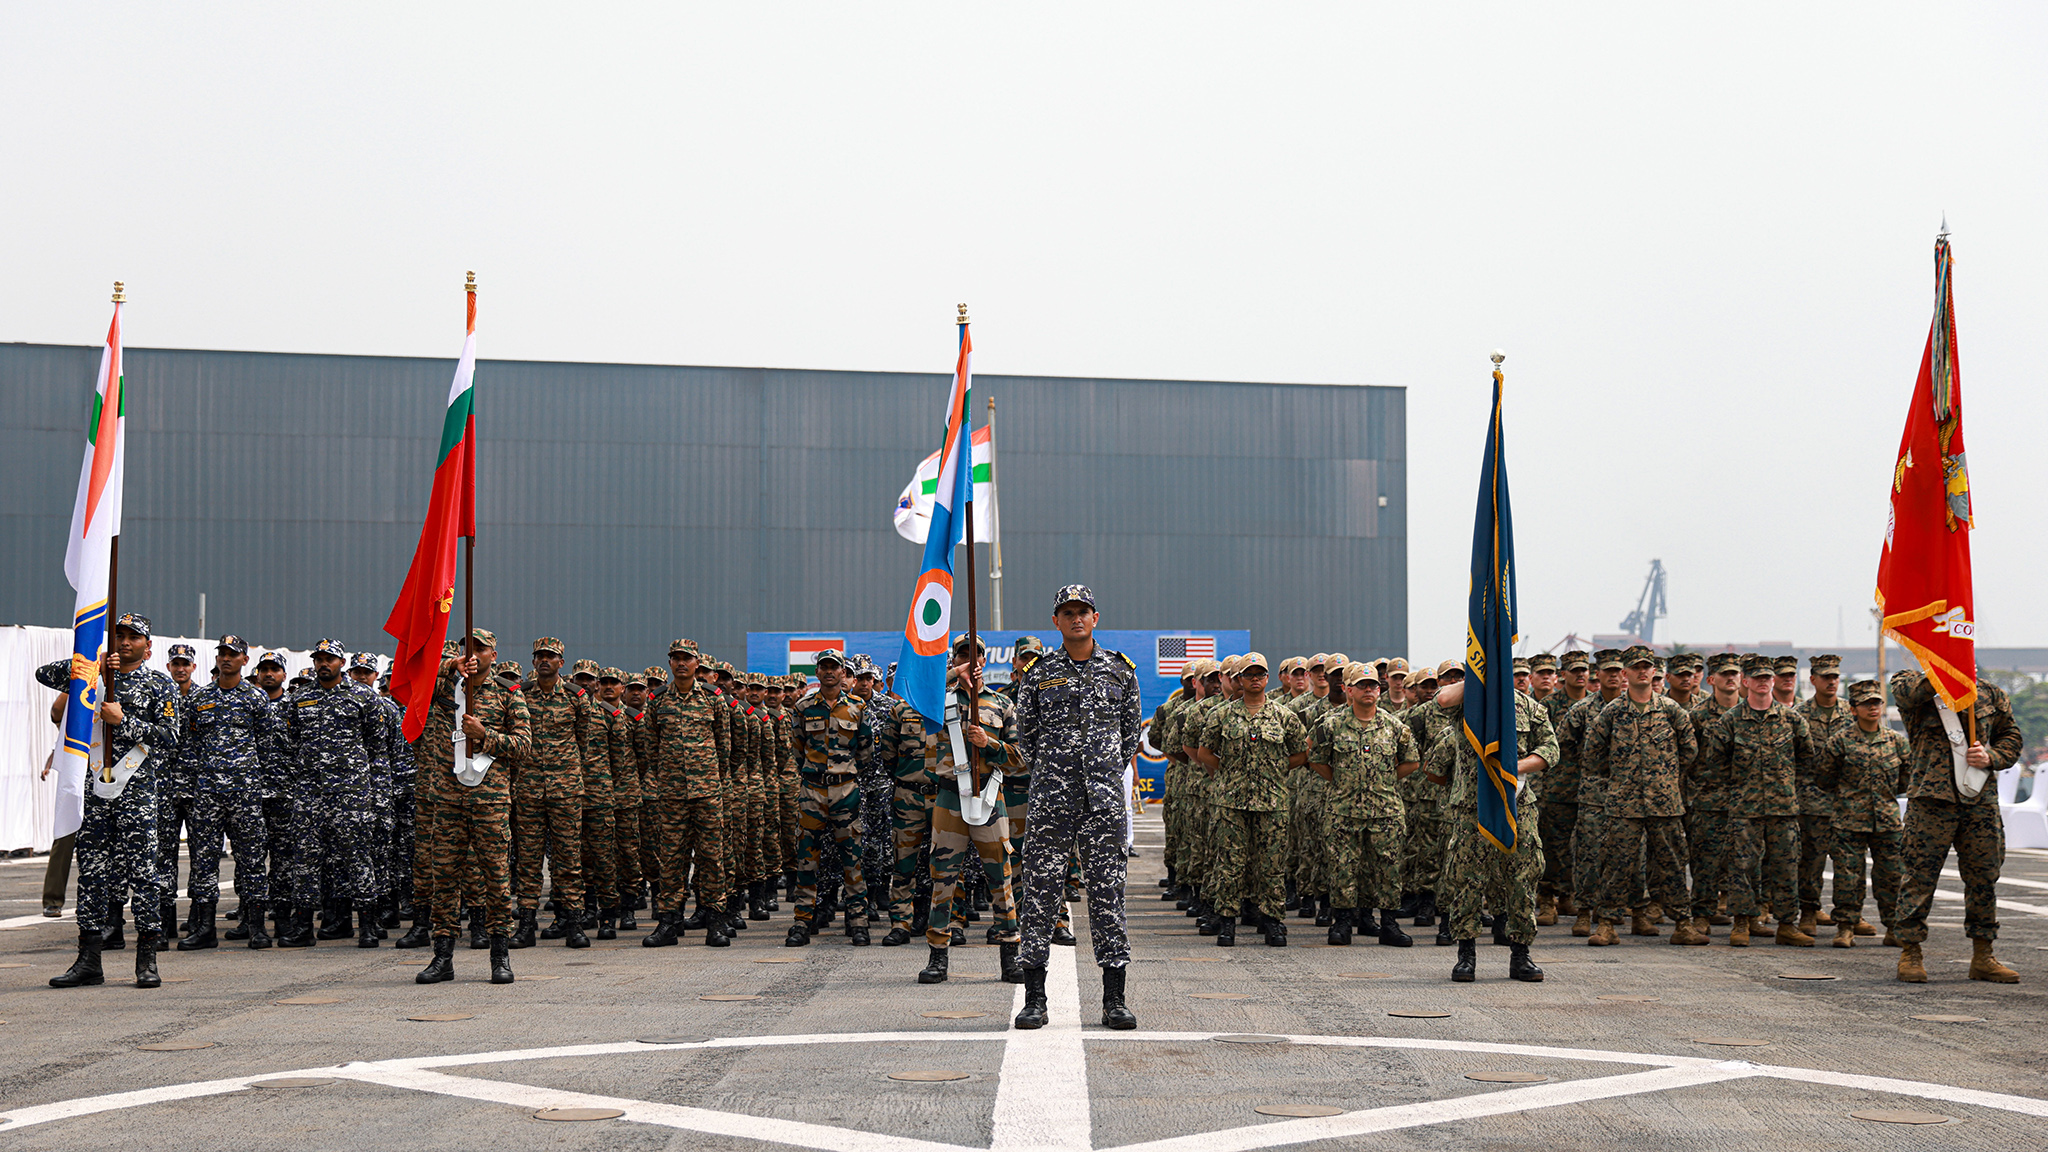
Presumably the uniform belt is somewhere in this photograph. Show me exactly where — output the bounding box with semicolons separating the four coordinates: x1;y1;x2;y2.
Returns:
803;770;858;784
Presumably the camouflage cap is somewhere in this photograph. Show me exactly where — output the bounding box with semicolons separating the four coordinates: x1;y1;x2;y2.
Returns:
468;628;497;650
1707;651;1743;674
216;634;249;655
1808;653;1843;676
571;658;602;678
256;650;287;669
443;640;464;660
599;666;626;683
668;638;700;657
813;648;846;669
1511;656;1530;673
1622;644;1657;668
291;666;313;683
850;657;878;677
1560;649;1591;671
531;637;565;656
1773;656;1800;676
167;643;196;662
642;665;669;685
1308;653;1332;670
1052;583;1096;611
1848;679;1884;705
313;638;348;658
492;659;521;679
348;652;379;671
1528;653;1558;672
952;634;987;656
625;669;647;687
1593;648;1625;671
1743;654;1777;678
113;612;152;637
1013;635;1046;655
1238;651;1270;673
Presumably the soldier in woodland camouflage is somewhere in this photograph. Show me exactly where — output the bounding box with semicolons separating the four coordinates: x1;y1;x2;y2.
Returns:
1889;667;2023;983
642;641;731;948
1309;662;1420;946
1194;652;1308;947
43;614;179;990
1698;655;1816;947
786;650;874;947
1793;654;1853;934
1815;680;1907;948
578;668;631;939
1580;645;1702;945
1400;661;1458;937
1559;650;1625;937
1537;650;1592;925
512;638;593;948
1682;652;1745;939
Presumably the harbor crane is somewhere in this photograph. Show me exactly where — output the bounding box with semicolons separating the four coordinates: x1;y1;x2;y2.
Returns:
1619;559;1668;644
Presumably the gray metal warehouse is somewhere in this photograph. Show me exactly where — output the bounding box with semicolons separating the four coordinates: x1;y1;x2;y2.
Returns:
0;343;1406;673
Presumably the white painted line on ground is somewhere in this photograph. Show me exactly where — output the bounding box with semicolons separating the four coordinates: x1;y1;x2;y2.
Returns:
1945;869;2048;893
991;939;1089;1151
1819;869;2048;917
1749;1063;2048;1118
0;911;72;929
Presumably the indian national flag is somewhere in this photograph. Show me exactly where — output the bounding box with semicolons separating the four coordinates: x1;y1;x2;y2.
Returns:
383;282;479;740
58;296;127;791
894;425;996;544
787;637;846;678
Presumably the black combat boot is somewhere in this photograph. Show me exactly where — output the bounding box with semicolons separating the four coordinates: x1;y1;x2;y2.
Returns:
1451;938;1478;982
580;906;599;931
847;922;871;947
682;903;714;931
1435;918;1454;947
1014;967;1049;1029
379;903;403;931
396;909;431;949
618;904;638;932
277;906;315;948
101;909;126;951
415;935;455;984
539;908;572;940
1379;910;1414;948
950;925;967;947
1101;965;1137;1030
358;907;380;948
1413;890;1437;928
1359;908;1380;935
910;893;930;936
726;891;748;930
245;900;273;949
49;928;106;987
225;907;251;941
510;909;538;949
881;924;913;946
1265;917;1288;947
1329;908;1354;946
1051;923;1076;946
134;929;163;989
178;901;218;951
747;882;768;921
1507;941;1545;982
489;936;515;984
783;911;811;947
704;911;730;947
597;909;618;941
1398;891;1420;918
643;912;681;948
1313;897;1334;927
469;909;489;949
161;900;183;941
317;901;352;940
1493;916;1511;946
1196;905;1220;936
917;946;950;984
1216;918;1236;947
1000;942;1022;983
563;908;591;948
1173;886;1192;910
1284;882;1300;912
1160;865;1177;889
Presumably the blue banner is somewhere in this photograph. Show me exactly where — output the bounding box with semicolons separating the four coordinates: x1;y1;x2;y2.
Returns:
1463;361;1519;853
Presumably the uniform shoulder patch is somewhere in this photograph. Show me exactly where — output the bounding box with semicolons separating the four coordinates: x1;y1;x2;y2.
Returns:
1105;648;1136;671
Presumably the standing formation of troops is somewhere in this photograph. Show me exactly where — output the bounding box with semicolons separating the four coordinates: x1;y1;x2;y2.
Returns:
1154;644;2024;985
34;611;2022;998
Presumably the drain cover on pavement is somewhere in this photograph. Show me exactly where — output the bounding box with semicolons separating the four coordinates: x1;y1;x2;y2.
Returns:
407;1014;474;1022
1777;972;1837;980
1692;1037;1769;1047
274;996;341;1005
1465;1071;1547;1083
1597;994;1660;1002
138;1042;215;1051
1255;1104;1343;1117
921;1011;989;1019
534;1107;624;1121
1387;1010;1450;1019
1909;1014;1985;1023
1212;1034;1289;1044
1849;1109;1953;1125
252;1077;335;1088
1190;992;1250;1000
889;1070;970;1082
699;994;760;1002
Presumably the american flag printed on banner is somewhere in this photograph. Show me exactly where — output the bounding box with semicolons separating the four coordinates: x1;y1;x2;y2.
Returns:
1156;635;1216;677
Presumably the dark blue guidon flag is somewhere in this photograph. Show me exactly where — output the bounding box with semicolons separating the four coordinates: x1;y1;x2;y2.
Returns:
1462;358;1519;852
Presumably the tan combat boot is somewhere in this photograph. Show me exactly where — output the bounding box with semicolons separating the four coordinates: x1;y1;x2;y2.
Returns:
1882;929;1901;947
1571;910;1593;937
1775;921;1816;947
1558;894;1578;917
1670;919;1709;945
1588;919;1619;946
1630;911;1662;937
1536;895;1558;926
1798;909;1819;936
1897;941;1928;982
1853;918;1877;937
1968;938;2019;984
1728;918;1750;947
1815;908;1833;926
1644;901;1665;924
1831;924;1856;948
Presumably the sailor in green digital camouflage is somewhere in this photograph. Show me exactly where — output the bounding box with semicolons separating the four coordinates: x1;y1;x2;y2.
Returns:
1698;655;1816;947
1580;645;1702;946
1537;650;1592;925
1154;665;1199;909
1193;652;1308;947
1400;660;1457;939
1309;662;1420;946
1157;659;1215;916
1284;656;1332;923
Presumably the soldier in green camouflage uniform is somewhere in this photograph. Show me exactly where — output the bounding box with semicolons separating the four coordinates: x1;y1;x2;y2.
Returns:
1154;667;1197;907
1683;652;1744;938
1890;667;2023;983
1581;645;1702;945
1158;660;1215;913
786;650;874;946
1815;679;1905;948
1794;654;1852;934
512;638;595;948
612;670;648;931
1193;653;1308;946
633;666;669;912
1428;673;1555;982
1401;661;1457;934
1310;662;1420;945
1698;655;1815;947
1284;659;1333;921
1538;650;1591;923
877;683;937;946
411;630;531;985
641;641;731;948
1560;650;1624;936
773;675;803;893
580;668;630;938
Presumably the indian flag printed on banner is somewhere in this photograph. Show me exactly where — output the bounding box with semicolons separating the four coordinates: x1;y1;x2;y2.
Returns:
787;637;846;678
60;298;127;768
893;425;996;544
896;321;974;725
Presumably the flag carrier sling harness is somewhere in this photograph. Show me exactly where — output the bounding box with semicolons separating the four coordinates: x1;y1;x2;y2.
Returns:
948;687;1004;826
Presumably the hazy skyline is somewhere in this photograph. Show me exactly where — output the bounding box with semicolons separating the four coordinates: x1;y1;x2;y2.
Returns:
5;5;2044;655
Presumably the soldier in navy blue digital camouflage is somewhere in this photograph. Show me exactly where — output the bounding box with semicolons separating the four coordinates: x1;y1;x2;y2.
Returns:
174;635;284;951
1011;585;1143;1032
43;613;180;990
153;642;200;942
351;652;414;934
281;638;390;948
242;651;297;945
374;668;419;938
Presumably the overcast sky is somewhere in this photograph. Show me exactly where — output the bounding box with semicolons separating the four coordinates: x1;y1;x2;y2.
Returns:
6;5;2045;657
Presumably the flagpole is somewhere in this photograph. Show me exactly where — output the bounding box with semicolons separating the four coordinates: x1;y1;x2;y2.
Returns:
986;394;1004;631
462;272;477;730
105;280;124;666
958;303;982;792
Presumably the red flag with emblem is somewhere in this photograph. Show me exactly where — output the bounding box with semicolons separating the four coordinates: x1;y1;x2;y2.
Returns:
1876;230;1976;712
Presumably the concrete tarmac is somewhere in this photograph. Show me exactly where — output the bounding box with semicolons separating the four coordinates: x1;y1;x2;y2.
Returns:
2;809;2045;1149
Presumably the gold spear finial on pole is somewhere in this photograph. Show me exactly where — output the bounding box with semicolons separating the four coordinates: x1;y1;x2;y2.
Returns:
466;270;477;293
112;281;126;303
958;302;969;326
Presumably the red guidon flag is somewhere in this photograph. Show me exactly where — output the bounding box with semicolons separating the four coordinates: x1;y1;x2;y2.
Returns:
1877;231;1975;711
384;281;479;739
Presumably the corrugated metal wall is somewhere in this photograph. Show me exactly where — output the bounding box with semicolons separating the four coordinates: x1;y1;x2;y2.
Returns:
1;343;1405;673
